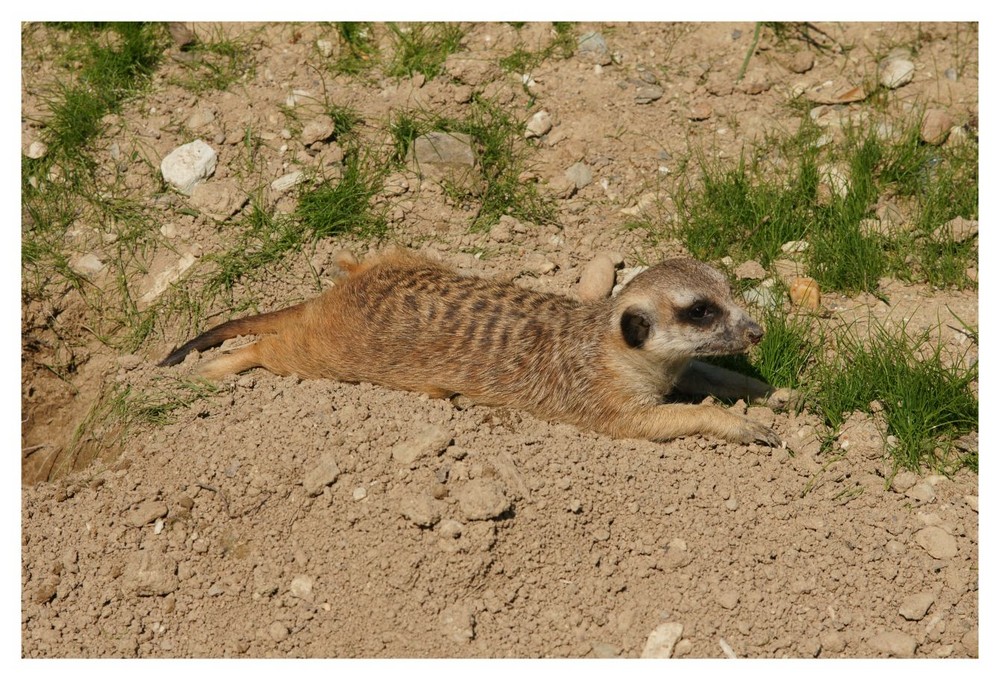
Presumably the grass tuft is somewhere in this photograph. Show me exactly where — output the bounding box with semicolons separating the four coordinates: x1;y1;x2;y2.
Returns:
386;22;464;79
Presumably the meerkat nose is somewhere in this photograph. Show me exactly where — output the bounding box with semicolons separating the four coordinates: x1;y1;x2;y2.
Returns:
746;321;764;345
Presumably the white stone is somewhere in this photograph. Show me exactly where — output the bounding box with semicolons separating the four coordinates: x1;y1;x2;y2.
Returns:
879;59;915;89
525;110;553;138
26;140;48;159
161;140;217;195
316;39;333;57
641;622;684;658
270;171;304;193
140;252;197;305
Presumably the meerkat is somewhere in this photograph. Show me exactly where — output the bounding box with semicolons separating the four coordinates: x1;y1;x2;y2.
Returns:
160;249;782;446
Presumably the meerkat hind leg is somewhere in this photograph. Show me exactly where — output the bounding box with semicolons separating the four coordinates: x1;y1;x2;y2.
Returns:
674;360;774;403
196;343;264;380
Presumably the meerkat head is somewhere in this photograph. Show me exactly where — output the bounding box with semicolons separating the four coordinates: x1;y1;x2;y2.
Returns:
613;258;763;361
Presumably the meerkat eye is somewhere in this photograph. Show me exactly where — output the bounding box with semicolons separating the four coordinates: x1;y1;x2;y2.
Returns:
686;302;715;322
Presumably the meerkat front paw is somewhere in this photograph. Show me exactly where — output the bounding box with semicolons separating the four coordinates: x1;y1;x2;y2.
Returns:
732;416;783;447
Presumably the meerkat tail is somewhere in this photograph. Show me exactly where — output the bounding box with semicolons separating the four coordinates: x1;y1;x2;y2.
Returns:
158;303;306;368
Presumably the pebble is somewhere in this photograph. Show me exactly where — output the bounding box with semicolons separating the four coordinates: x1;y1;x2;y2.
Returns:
302;452;340;496
69;253;106;277
270;171;304;193
316;39;333;58
742;281;782;309
185;109;215;130
640;622;684;658
126;500;169;527
439;602;476;643
788;50;814;73
820;631;846;654
905;482;936;504
289;574;314;600
914;526;958;559
565;162;593;190
409;132;479;192
788;277;821;311
352;486;367;501
391;424;453;466
524;110;553;138
268;621;289;642
920;109;954;145
870;630;917;657
577;254;616;301
399;493;443;527
161;139;217;195
716;590;740;610
455;479;510;521
890;470;918;492
26;140;48;159
120;549;179;596
688;102;712;121
780;240;810;254
139;252;198;305
899;591;935;621
438;519;463;539
591;642;621;658
190;179;247;221
634;84;663;104
879;58;915;89
301;115;336;145
734;260;766;280
577;32;612;66
932;216;977;243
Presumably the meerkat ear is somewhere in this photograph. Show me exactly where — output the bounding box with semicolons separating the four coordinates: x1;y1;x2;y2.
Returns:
620;306;652;348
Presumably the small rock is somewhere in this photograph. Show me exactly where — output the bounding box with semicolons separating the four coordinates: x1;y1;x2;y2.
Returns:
303;452;340;496
780;240;810;255
641;622;684;658
905;482;936;504
455;479;510;521
914;526;958;559
185;109;215;130
316;39;333;58
120;550;179;597
270;171;304;193
805;81;866;105
577;254;616;301
26;140;48;159
577;32;612;66
742;281;782;309
879;58;915;89
890;470;918;492
289;575;314;600
399;493;443;527
440;602;476;643
438;519;463;539
688;102;712;121
268;621;289;642
161;139;217;195
565;162;593;190
734;260;766;280
69;253;106;277
961;628;978;656
391;424;453;466
821;631;847;654
591;642;621;658
716;590;740;610
921;109;954;145
932;216;977;243
408;132;479;192
139;252;197;306
899;591;935;621
301;115;336;145
525;110;553;138
190;179;246;221
634;84;663;104
352;487;367;501
870;630;917;657
788;277;821;311
788;50;814;74
126;500;169;527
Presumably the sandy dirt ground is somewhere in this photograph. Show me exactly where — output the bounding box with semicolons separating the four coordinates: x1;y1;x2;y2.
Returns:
20;22;978;658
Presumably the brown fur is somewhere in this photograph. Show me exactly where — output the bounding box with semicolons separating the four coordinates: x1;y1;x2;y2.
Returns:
160;249;781;446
